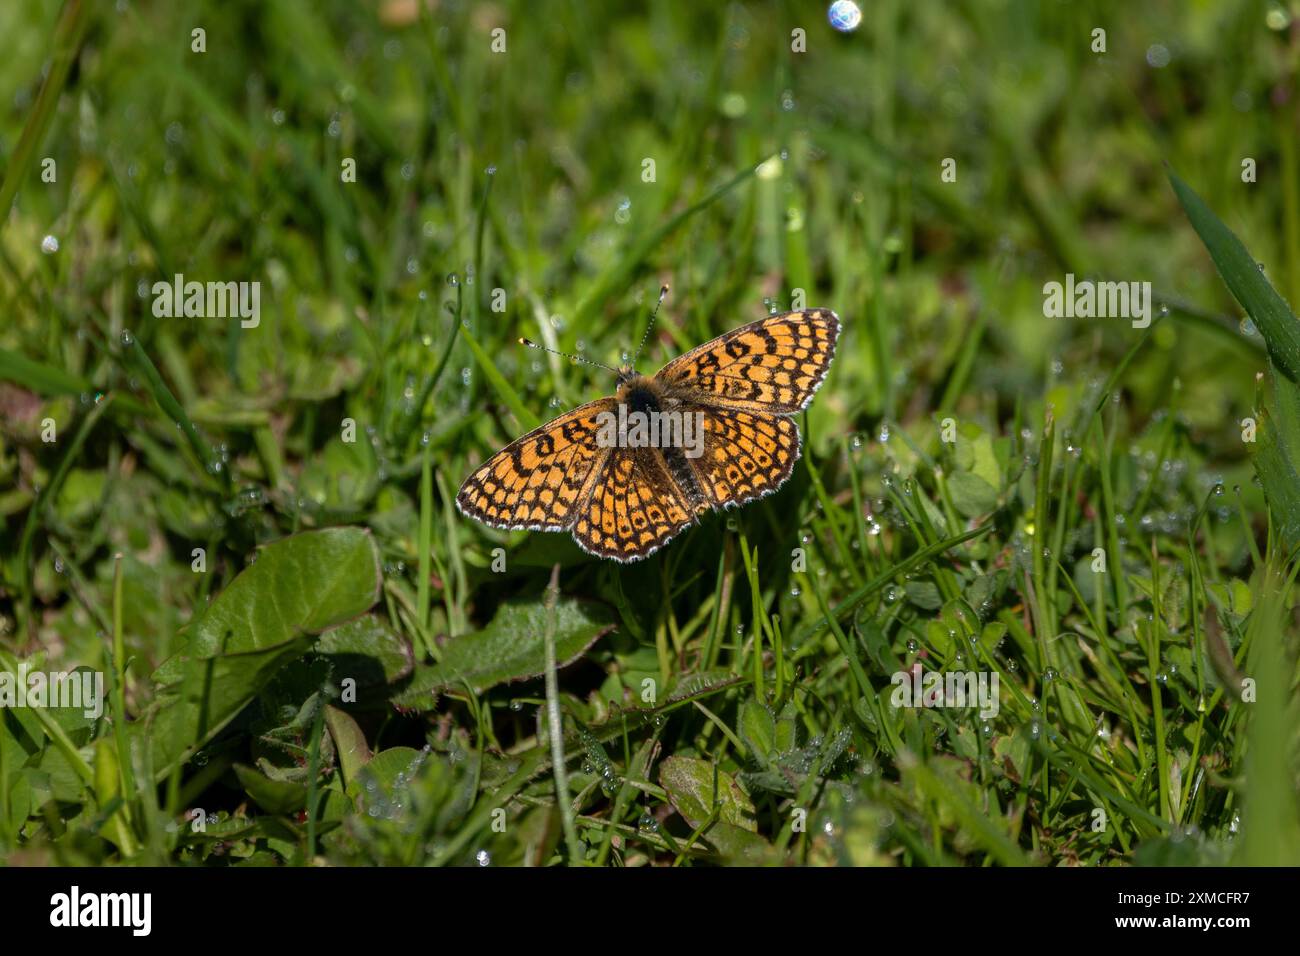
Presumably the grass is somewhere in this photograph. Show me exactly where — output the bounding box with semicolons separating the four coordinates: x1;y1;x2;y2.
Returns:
0;0;1297;867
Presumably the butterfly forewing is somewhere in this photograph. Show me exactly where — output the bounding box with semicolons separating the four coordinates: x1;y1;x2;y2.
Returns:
455;398;614;531
654;309;839;414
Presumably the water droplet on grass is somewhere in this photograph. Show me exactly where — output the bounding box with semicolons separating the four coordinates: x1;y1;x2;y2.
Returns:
1145;44;1171;68
828;0;863;32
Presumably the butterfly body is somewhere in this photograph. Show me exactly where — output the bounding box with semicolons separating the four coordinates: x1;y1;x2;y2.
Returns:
616;373;669;414
457;308;840;562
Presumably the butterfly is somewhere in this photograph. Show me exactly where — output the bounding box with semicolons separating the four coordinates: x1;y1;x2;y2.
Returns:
456;307;840;562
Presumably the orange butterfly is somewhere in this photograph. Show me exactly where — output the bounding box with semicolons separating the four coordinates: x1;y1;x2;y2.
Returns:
456;307;840;561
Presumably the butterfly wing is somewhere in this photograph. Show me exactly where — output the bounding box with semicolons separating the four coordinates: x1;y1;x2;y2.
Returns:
456;398;615;531
654;309;839;415
683;406;802;509
571;447;697;562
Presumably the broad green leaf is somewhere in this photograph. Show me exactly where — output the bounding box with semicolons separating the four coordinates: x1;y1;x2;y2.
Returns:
773;702;799;754
904;579;943;611
178;526;382;659
955;425;1001;489
738;699;776;766
4;772;33;838
992;730;1031;783
316;614;413;697
1169;170;1300;382
927;618;956;657
698;820;775;864
350;746;434;813
358;746;427;794
391;598;615;706
324;706;371;789
37;746;86;803
659;755;757;832
948;470;998;518
138;527;381;778
234;762;307;815
1207;579;1253;619
142;637;313;782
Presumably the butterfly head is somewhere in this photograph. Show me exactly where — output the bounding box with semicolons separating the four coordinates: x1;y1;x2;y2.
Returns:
616;362;638;386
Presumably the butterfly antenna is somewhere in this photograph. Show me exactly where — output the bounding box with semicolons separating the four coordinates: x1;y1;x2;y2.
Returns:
631;284;670;369
518;337;619;374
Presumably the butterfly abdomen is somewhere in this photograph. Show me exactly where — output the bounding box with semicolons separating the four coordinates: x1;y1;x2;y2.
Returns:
611;379;708;515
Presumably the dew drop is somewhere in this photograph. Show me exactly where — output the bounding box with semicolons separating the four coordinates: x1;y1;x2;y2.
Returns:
828;0;863;32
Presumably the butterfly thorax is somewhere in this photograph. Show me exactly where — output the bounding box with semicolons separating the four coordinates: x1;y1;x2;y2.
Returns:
615;373;672;413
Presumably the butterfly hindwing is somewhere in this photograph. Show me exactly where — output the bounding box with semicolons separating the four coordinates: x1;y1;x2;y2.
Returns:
455;398;614;531
572;447;696;561
654;309;839;414
686;407;801;508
